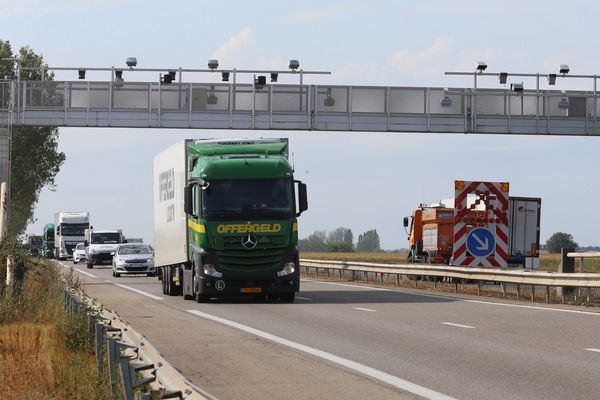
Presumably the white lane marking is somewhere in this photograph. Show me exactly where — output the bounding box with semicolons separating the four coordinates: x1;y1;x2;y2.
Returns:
187;310;455;400
585;348;600;353
296;296;313;301
354;307;376;312
441;322;475;329
301;279;600;317
114;283;164;300
73;268;97;278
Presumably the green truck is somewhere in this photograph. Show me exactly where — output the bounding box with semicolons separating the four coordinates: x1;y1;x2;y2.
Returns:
153;138;307;302
42;223;55;258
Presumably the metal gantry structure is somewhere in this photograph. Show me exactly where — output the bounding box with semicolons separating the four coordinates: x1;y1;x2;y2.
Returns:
1;59;600;199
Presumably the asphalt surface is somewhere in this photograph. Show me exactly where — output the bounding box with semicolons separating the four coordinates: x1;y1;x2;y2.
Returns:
58;260;600;400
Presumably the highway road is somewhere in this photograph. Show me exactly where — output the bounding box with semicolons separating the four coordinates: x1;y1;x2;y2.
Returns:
58;260;600;400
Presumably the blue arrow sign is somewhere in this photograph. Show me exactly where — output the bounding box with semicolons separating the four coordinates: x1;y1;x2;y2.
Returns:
466;227;496;258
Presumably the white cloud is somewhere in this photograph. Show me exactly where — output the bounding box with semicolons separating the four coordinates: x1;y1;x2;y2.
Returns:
387;37;456;77
211;28;254;67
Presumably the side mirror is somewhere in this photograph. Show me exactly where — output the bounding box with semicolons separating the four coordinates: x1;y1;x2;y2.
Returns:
184;185;193;216
295;181;308;216
403;217;409;228
84;240;89;247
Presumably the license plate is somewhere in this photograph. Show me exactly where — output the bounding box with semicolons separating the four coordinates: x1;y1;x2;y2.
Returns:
241;287;262;293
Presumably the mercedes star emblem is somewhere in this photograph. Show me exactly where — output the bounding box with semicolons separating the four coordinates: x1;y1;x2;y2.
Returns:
242;233;257;249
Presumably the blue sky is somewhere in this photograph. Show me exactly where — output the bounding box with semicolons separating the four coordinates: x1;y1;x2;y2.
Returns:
2;0;599;249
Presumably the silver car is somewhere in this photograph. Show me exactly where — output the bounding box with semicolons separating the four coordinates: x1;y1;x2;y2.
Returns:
112;244;155;277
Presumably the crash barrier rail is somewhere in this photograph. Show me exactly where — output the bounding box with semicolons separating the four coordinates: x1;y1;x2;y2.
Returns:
299;259;600;304
567;251;600;272
63;290;215;400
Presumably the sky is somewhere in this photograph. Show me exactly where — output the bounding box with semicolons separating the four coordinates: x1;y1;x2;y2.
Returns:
2;0;600;249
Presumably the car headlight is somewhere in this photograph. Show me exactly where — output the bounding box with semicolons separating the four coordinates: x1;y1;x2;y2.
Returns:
277;262;296;277
203;264;222;278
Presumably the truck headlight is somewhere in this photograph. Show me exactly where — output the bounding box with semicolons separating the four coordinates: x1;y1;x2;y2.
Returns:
203;264;222;278
277;262;295;277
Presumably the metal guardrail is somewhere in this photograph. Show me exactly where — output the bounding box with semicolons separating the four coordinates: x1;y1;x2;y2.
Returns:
63;290;216;400
300;259;600;304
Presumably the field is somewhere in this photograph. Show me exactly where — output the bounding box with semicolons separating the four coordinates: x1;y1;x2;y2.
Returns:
301;252;600;273
0;253;111;400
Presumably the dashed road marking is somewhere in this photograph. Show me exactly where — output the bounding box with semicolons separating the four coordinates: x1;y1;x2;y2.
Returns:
114;283;164;300
301;279;600;317
585;348;600;353
186;309;457;400
441;322;475;329
354;307;376;312
296;296;313;301
73;268;97;278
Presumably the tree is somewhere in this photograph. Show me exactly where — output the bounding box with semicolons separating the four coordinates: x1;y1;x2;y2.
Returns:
326;227;354;252
298;231;327;252
0;40;65;236
546;232;578;253
356;229;381;252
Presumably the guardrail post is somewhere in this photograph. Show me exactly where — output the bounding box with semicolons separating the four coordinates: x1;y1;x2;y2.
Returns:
516;284;520;301
586;288;592;304
95;322;104;376
397;274;400;286
352;270;355;281
531;285;535;302
477;281;481;296
501;283;506;298
545;286;550;304
119;358;134;400
454;280;458;293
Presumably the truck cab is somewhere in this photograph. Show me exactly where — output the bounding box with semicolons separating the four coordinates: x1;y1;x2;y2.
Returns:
84;228;125;268
42;223;55;258
54;212;90;260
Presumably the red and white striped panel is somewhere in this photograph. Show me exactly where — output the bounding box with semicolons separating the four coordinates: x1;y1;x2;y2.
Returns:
452;181;509;268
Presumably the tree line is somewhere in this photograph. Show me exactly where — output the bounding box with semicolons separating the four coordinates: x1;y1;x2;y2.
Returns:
298;227;381;252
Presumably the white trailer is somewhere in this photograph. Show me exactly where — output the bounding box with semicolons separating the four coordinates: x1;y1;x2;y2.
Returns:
508;197;541;268
153;140;188;270
54;212;90;259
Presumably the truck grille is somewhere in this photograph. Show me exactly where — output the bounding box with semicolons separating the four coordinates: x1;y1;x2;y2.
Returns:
215;235;285;271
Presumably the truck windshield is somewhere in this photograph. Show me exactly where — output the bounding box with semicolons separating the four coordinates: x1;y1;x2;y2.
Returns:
202;178;293;219
91;233;121;244
60;223;88;236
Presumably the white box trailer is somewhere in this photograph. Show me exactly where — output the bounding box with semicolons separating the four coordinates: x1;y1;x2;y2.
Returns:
507;197;541;266
153;140;189;268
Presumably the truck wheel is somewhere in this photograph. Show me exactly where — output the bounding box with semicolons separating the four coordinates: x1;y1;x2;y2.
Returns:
157;267;162;281
161;268;167;294
195;292;210;303
279;292;295;303
73;260;77;265
165;266;180;296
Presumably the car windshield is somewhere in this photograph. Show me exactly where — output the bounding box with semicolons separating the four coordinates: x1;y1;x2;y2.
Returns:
118;245;152;255
91;233;121;244
202;178;293;219
60;223;88;236
76;244;85;250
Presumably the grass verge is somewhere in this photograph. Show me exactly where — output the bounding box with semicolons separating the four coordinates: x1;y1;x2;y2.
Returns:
0;241;112;400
